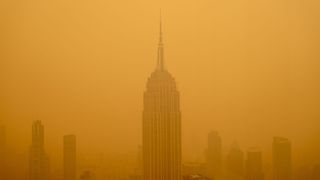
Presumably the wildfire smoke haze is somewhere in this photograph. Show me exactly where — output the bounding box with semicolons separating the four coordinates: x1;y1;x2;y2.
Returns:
1;0;320;180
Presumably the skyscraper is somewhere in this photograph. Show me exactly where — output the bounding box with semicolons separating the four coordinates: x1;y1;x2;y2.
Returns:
206;131;222;180
29;120;50;180
142;18;182;180
0;124;6;180
246;148;264;180
64;135;77;180
272;137;292;180
226;142;244;180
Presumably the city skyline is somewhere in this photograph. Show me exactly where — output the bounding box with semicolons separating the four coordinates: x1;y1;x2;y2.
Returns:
0;115;319;180
2;120;317;180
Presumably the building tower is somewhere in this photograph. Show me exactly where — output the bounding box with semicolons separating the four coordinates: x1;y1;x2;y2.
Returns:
206;131;222;180
226;142;244;180
142;17;182;180
29;120;50;180
245;148;264;180
272;137;292;180
64;135;77;180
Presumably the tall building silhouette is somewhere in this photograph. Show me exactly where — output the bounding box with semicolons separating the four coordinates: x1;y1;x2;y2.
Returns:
206;131;222;180
226;142;244;180
142;18;182;180
272;137;291;180
0;124;6;180
245;148;264;180
64;135;77;180
29;120;50;180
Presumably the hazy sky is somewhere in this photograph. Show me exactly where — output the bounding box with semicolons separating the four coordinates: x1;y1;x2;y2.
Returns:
1;0;320;170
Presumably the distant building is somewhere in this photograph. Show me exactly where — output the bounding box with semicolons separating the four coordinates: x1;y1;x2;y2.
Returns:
182;162;207;177
80;171;95;180
272;137;291;180
0;124;6;180
142;19;182;180
183;174;212;180
129;174;143;180
64;135;76;180
295;164;320;180
295;166;312;180
29;120;50;180
130;146;143;180
246;148;264;180
206;131;222;180
226;142;244;180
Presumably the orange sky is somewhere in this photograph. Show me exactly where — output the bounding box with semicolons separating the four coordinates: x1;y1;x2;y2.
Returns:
1;0;320;171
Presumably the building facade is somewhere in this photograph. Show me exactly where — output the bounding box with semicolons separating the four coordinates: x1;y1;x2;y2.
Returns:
64;135;77;180
272;137;292;180
246;148;264;180
226;142;244;180
206;131;222;180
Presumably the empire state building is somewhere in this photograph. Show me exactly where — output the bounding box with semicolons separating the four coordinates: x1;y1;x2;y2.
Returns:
142;20;182;180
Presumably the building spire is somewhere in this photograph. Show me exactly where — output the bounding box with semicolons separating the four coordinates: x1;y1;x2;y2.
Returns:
159;10;163;44
157;10;164;71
